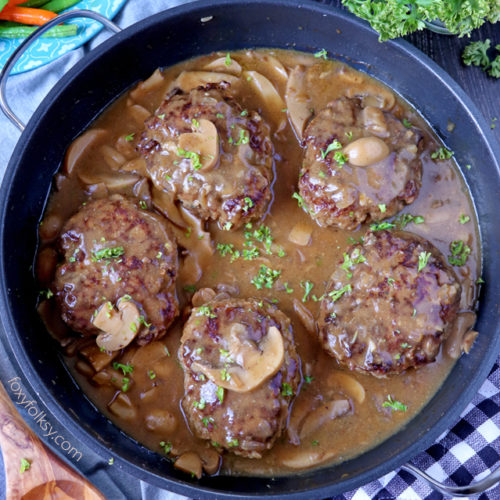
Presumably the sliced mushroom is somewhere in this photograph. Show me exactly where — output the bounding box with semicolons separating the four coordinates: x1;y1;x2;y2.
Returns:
128;104;151;125
327;371;366;404
299;399;350;438
77;169;139;191
108;393;137;421
343;136;390;167
203;57;242;76
361;106;390;138
292;299;315;334
93;298;141;352
278;447;337;470
64;129;108;176
100;145;127;170
445;311;477;359
285;65;313;139
243;70;286;128
178;119;220;171
192;325;285;392
171;71;240;93
152;188;186;227
174;452;203;479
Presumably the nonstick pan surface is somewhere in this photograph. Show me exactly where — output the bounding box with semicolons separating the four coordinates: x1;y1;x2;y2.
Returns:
1;1;499;498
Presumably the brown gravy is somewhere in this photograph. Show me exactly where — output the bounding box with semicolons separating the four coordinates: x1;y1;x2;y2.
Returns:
36;49;480;477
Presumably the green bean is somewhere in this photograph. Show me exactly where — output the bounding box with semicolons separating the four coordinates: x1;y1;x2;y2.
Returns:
18;0;50;7
0;23;78;38
40;0;80;13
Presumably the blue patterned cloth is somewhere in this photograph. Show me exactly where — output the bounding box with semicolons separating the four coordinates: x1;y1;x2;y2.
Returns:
0;1;498;499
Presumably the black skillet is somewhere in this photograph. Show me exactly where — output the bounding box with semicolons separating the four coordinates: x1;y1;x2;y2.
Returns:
0;1;499;498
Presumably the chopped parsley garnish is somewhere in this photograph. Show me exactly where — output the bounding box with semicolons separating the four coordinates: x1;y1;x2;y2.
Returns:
108;457;114;465
138;315;151;328
417;251;431;272
197;305;217;319
401;342;411;349
320;139;342;159
139;200;147;209
283;282;294;294
292;192;309;212
191;118;200;128
176;148;202;170
242;197;254;213
40;289;54;299
235;129;250;145
341;248;366;278
304;375;314;384
202;416;214;428
113;362;134;376
91;246;125;262
314;48;328;59
121;377;131;392
243;246;259;260
345;131;353;140
216;113;224;119
20;458;30;474
431;147;454;160
223;221;233;231
252;224;273;254
193;398;206;410
125;133;135;141
333;151;348;166
157;113;165;119
281;382;294;397
225;52;232;66
387;277;395;286
251;265;281;290
382;395;407;412
402;118;412;128
240;109;248;116
217;243;236;257
130;322;138;334
148;369;156;380
394;213;425;229
476;277;485;285
378;203;386;213
221;368;231;381
311;440;319;446
183;284;196;293
227;438;239;447
328;284;352;302
459;214;470;224
370;221;395;232
216;386;224;404
448;240;471;266
300;280;314;302
159;441;172;454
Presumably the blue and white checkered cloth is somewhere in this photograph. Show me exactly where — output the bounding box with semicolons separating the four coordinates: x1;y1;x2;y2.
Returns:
0;0;498;498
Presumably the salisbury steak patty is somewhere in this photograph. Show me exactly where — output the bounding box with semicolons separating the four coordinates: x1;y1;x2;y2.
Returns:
53;196;178;344
137;83;274;230
299;97;422;230
179;298;300;458
317;230;461;376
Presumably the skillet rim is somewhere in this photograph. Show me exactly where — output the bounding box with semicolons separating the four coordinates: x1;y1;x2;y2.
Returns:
0;0;499;497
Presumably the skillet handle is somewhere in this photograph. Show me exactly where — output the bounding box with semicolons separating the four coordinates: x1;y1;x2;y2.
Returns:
0;9;122;132
402;462;500;497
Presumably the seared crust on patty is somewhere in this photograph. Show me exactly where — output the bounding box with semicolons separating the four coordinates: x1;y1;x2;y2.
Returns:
179;298;300;458
317;230;461;376
299;97;422;230
53;195;178;344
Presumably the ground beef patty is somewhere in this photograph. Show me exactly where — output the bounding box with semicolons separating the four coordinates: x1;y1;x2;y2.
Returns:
317;230;461;376
299;97;422;230
179;298;300;458
53;195;178;344
137;83;274;230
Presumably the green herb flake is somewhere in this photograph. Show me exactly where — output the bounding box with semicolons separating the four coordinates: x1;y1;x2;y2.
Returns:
378;203;387;213
113;362;134;376
92;246;125;262
148;369;156;380
240;109;248;116
304;375;314;384
251;265;281;290
221;368;231;382
216;113;224;119
197;305;217;319
227;438;239;447
242;196;254;213
125;133;135;141
314;48;328;60
387;277;395;286
225;52;232;66
459;214;470;224
417;251;431;272
328;284;352;302
333;151;348;166
183;284;196;293
191;117;200;128
20;458;31;474
345;131;353;140
431;147;454;160
108;457;114;465
216;386;225;404
382;395;407;412
235;128;250;146
284;282;294;294
159;441;172;454
176;147;202;170
402;118;412;128
311;440;319;446
202;416;214;428
281;382;294;397
448;239;471;267
139;315;151;328
476;277;485;285
193;397;206;410
157;113;165;120
394;213;425;229
121;377;130;392
370;221;395;232
320;139;342;159
300;280;314;302
292;192;309;213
